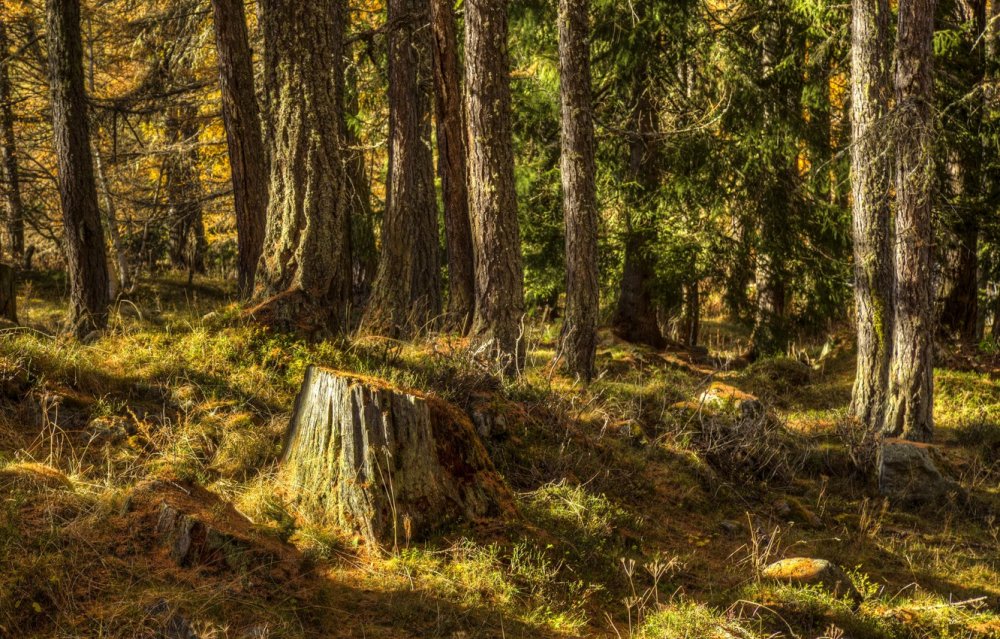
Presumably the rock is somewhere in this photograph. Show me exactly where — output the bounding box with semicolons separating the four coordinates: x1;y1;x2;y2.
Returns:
878;440;961;504
761;558;862;604
719;519;742;535
281;367;516;548
699;382;763;420
470;407;508;440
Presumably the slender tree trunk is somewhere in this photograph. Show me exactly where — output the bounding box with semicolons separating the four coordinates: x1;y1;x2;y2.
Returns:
253;0;352;333
938;0;985;343
680;280;700;348
557;0;599;381
465;0;525;372
93;144;131;295
747;5;792;360
343;64;377;309
0;18;24;262
364;0;440;337
612;82;665;349
885;0;938;441
848;0;893;429
47;0;109;338
431;0;475;332
165;104;207;276
211;0;268;298
937;197;979;342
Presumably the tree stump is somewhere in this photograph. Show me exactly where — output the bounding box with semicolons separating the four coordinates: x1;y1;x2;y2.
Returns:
0;263;16;324
281;367;515;548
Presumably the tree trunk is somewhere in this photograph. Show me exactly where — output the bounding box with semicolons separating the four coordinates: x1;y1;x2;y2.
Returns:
937;0;985;343
885;0;938;442
0;18;25;262
747;5;793;361
93;144;132;296
281;367;515;550
252;0;352;334
47;0;109;339
612;83;665;350
680;280;700;348
848;0;894;430
431;0;475;332
937;205;979;342
165;104;207;276
210;0;268;298
557;0;599;381
0;263;15;323
465;0;525;372
343;64;377;310
364;0;440;337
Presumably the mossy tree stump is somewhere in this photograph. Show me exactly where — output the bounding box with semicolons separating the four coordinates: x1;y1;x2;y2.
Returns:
281;366;514;549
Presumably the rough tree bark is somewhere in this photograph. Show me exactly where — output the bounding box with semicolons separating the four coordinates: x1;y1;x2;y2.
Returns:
253;0;352;334
848;0;893;430
281;367;515;549
364;0;441;337
0;18;25;262
431;0;475;332
210;0;268;298
465;0;525;372
47;0;109;338
557;0;599;381
885;0;938;441
612;81;665;350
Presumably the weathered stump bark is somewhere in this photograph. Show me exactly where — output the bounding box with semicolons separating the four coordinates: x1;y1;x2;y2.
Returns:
0;263;16;324
282;367;514;548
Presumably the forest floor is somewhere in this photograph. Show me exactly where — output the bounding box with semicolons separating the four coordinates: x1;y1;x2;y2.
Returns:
0;272;998;639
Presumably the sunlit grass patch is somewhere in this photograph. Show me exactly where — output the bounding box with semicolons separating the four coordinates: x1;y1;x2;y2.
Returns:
385;539;594;633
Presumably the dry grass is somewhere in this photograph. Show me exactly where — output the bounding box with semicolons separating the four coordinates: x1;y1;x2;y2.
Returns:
0;272;998;638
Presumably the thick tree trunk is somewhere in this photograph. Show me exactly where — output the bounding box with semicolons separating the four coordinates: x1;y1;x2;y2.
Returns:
47;0;109;338
210;0;268;298
848;0;894;430
465;0;525;372
0;18;25;262
364;0;440;337
430;0;475;332
557;0;599;381
253;0;352;334
612;84;665;350
281;367;515;550
885;0;938;442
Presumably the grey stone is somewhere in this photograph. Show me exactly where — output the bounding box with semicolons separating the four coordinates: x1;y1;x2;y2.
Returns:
878;441;960;504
